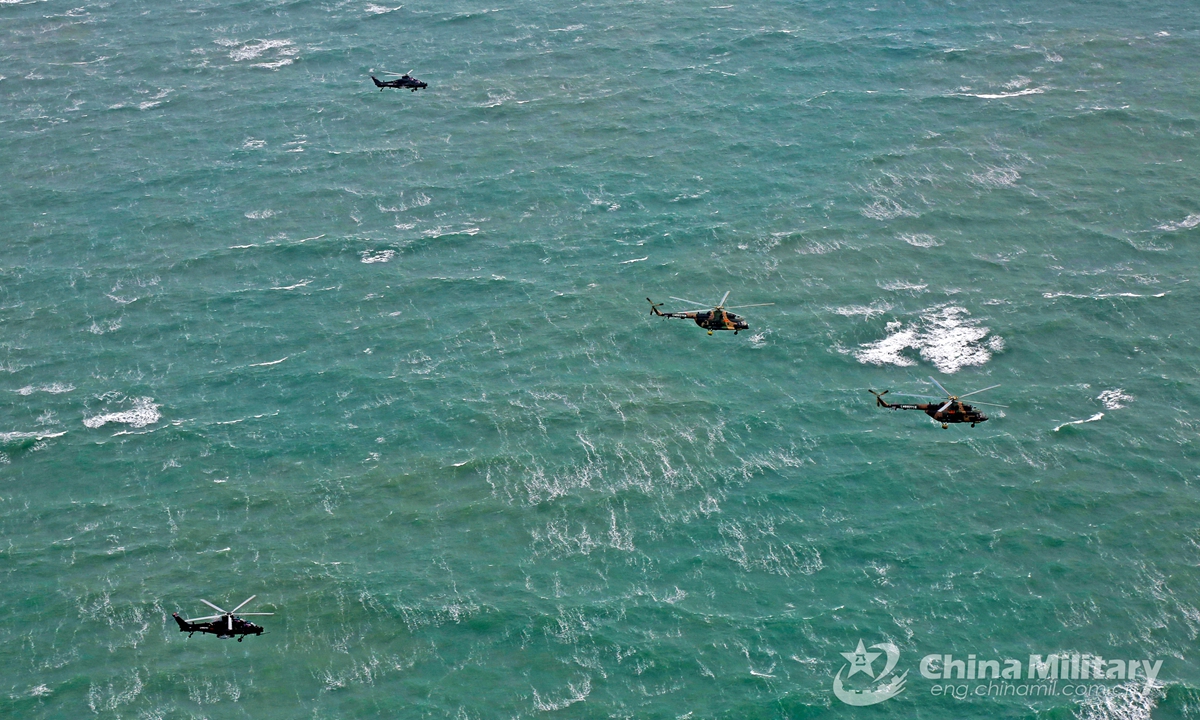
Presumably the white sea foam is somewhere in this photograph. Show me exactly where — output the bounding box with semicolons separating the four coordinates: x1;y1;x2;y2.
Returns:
252;59;295;70
618;256;648;264
365;4;403;14
1156;213;1200;231
832;300;892;319
1043;291;1167;300
224;39;295;62
421;226;479;238
1053;413;1104;432
270;279;312;290
796;240;846;255
361;250;395;264
245;209;277;219
970;166;1021;188
1074;679;1163;720
951;87;1046;99
83;397;160;429
16;383;74;395
249;357;288;368
532;677;591;712
877;280;928;292
1098;389;1133;410
861;195;917;221
898;233;942;248
0;430;67;444
853;305;1002;374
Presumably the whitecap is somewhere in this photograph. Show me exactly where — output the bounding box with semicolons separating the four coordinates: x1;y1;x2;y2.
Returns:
248;357;288;368
1053;413;1103;432
226;39;295;62
532;677;591;712
877;280;928;292
270;279;312;290
950;87;1046;99
245;209;277;219
16;383;74;395
1098;389;1133;410
251;59;294;70
898;233;942;248
853;322;919;368
83;397;160;429
969;166;1021;188
832;300;892;319
361;250;395;264
1074;679;1163;720
618;256;648;264
0;430;67;444
1156;213;1200;231
861;196;917;221
853;305;1001;374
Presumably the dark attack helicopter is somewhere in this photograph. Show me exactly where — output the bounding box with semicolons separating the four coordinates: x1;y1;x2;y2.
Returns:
647;292;774;335
371;73;427;91
173;596;273;641
870;377;1006;429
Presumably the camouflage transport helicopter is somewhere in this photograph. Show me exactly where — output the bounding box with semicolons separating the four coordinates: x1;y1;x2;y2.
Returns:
647;292;773;335
173;595;273;641
870;377;1006;429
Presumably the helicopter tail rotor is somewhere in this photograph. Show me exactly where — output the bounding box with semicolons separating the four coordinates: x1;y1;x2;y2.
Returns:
646;298;665;316
869;390;891;407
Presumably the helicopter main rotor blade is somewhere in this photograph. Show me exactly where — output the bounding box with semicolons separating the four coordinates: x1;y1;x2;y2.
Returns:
969;400;1008;408
937;400;954;414
928;377;952;397
718;291;731;308
669;296;711;308
199;599;226;614
185;615;223;623
236;612;274;616
230;595;257;614
724;303;775;309
889;393;944;400
959;384;1001;398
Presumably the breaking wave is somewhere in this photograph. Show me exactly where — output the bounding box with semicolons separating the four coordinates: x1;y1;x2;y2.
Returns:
852;305;1003;374
83;397;161;429
1156;214;1200;232
1098;389;1133;410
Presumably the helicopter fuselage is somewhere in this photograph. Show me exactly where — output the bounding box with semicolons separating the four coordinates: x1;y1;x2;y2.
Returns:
651;306;748;333
173;613;263;640
878;399;988;426
690;309;748;333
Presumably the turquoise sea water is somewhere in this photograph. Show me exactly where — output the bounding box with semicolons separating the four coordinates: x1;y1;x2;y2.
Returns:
3;1;1200;717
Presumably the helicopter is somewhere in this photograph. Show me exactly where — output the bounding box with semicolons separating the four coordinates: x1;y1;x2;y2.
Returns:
870;377;1007;428
647;292;773;335
173;595;273;641
371;72;427;91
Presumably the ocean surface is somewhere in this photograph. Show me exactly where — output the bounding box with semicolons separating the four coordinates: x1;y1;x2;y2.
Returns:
2;0;1199;717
